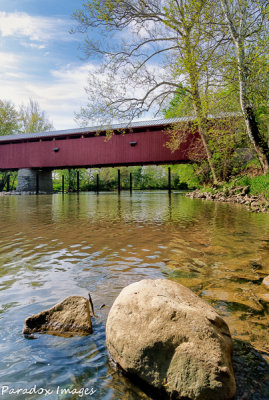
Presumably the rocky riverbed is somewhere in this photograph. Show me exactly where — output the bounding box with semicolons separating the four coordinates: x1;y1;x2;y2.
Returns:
186;186;269;213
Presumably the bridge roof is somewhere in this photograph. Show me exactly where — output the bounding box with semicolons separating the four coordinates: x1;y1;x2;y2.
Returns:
0;117;189;143
0;113;239;143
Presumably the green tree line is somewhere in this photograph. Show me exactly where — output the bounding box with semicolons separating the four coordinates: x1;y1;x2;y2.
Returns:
0;99;53;136
53;165;198;192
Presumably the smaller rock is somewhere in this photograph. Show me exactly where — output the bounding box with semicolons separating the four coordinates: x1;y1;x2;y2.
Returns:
241;186;250;195
192;258;207;267
262;276;269;289
251;201;261;208
250;261;263;270
258;293;269;312
23;296;92;336
258;293;269;303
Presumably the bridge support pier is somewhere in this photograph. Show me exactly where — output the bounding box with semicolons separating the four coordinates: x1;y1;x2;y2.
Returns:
130;172;132;194
168;167;171;194
77;171;80;193
118;169;121;194
16;168;53;193
6;175;10;192
62;175;65;193
96;174;99;193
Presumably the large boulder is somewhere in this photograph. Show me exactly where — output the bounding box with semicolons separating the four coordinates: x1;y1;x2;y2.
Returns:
23;296;92;336
106;279;236;400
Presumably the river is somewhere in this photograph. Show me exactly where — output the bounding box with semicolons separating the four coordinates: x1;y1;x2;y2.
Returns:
0;192;268;399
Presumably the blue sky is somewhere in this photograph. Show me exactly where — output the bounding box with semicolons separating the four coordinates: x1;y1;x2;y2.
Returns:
0;0;95;129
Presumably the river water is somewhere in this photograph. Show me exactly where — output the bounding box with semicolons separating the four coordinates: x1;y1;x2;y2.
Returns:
0;192;268;400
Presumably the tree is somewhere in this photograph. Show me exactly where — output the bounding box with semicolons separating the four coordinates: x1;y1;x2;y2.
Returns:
19;98;54;133
163;85;193;118
0;100;20;190
72;0;230;183
0;98;54;191
164;85;249;181
219;0;269;173
0;100;20;136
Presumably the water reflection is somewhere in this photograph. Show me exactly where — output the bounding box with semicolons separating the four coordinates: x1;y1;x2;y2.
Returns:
0;192;268;399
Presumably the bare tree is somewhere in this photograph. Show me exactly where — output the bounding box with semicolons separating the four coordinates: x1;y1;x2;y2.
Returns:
19;98;54;133
219;0;269;173
72;0;226;183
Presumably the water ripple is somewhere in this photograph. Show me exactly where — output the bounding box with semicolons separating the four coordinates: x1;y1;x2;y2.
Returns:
0;192;268;399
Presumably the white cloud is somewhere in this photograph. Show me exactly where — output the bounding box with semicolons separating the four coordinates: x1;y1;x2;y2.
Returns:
0;49;161;130
21;42;46;50
0;60;91;129
0;52;19;70
0;12;92;130
0;11;69;43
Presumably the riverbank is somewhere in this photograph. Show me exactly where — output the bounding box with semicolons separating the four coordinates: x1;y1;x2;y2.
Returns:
186;186;269;213
186;173;269;213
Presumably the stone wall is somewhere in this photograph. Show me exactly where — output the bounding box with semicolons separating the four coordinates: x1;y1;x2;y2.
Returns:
16;168;53;193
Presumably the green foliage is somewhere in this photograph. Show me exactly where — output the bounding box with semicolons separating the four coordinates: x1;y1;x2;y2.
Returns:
235;175;251;187
0;98;53;192
72;0;268;176
0;100;20;136
0;98;53;136
244;158;261;169
218;0;269;172
163;86;193;118
52;165;200;192
163;69;259;182
255;105;269;140
0;171;17;192
199;185;216;194
236;174;269;197
172;164;200;189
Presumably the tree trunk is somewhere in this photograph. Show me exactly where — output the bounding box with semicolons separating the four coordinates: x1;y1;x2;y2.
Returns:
239;81;269;174
237;40;269;173
192;110;218;184
190;79;218;184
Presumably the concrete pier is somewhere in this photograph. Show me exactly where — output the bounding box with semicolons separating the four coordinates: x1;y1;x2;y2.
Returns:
16;168;53;193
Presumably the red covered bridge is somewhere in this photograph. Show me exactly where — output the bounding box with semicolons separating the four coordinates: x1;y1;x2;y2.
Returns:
0;118;203;192
0;118;201;170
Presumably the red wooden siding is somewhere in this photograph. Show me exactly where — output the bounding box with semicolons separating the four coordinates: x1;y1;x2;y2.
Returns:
0;129;203;170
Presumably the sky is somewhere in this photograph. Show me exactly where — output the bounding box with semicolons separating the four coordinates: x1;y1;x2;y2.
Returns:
0;0;97;130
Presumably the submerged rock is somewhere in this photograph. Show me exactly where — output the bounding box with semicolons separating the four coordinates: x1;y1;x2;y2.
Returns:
23;296;92;336
106;279;236;400
233;339;269;400
262;276;269;289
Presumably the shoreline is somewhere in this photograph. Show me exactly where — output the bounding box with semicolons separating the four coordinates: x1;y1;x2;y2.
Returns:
186;186;269;213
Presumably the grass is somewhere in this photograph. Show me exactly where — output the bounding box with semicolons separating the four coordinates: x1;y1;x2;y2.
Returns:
197;173;269;199
236;174;269;197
